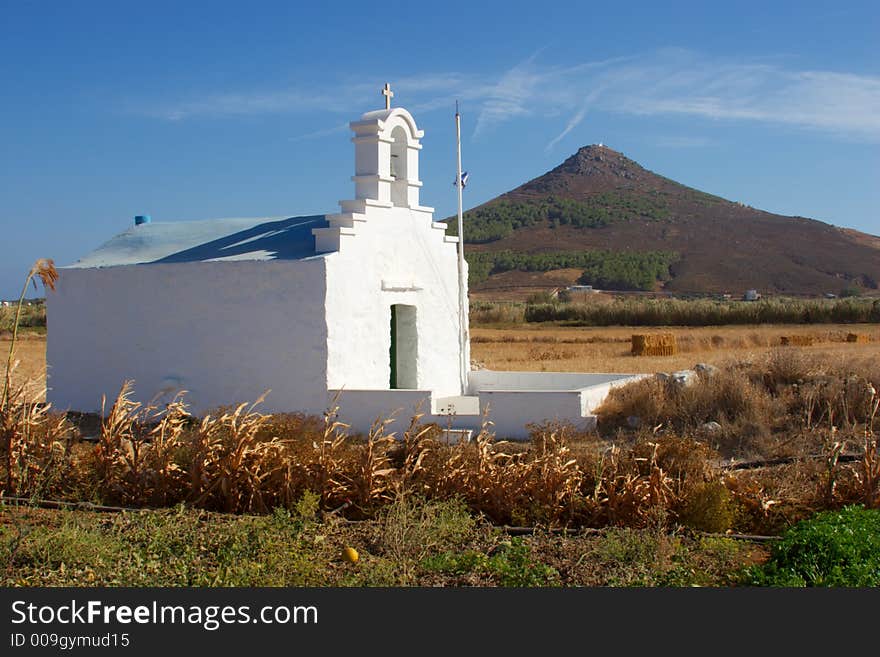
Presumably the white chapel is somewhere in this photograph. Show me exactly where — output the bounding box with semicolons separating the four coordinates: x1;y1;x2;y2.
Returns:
47;88;639;438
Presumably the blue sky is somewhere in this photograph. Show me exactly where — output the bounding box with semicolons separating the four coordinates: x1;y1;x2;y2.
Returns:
1;0;878;300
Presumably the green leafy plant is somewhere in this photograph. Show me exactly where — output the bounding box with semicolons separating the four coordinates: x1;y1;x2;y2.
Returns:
744;505;880;586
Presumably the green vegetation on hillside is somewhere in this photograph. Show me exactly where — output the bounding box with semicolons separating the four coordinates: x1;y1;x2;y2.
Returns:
466;249;678;290
446;193;671;243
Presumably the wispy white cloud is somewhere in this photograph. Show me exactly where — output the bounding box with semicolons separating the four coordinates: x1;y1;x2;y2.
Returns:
137;49;880;143
472;53;546;137
545;87;605;151
545;105;589;151
599;55;880;140
470;52;620;137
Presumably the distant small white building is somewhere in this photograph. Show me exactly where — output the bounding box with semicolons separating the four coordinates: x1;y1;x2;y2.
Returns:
47;93;640;438
743;289;761;301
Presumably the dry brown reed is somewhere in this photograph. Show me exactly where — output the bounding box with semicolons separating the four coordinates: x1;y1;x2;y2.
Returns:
0;369;72;498
189;396;283;513
4;348;880;534
344;417;397;512
95;382;191;506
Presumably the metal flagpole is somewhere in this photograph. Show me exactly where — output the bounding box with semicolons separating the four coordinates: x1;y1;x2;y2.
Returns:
455;101;469;395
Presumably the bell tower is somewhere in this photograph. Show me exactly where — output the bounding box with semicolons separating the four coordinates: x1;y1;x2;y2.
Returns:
313;84;441;253
348;83;424;209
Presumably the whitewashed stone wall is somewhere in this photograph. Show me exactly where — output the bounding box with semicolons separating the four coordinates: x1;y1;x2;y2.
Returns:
324;205;463;397
47;259;329;415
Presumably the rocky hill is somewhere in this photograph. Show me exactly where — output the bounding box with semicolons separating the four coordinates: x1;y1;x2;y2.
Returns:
448;145;880;296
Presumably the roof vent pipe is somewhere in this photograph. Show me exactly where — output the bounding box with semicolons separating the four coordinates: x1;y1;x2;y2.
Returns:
134;215;151;226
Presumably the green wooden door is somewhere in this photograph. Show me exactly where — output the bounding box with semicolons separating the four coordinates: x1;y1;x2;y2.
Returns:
390;304;398;389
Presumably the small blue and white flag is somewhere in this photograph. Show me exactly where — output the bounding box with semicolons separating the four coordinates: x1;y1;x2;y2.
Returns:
453;171;469;188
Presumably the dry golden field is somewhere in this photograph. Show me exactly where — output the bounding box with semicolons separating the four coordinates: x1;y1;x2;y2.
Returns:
471;323;880;373
1;334;46;393
5;325;878;396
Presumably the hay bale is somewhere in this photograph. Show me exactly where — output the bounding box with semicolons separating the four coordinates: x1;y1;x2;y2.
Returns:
780;335;814;347
632;333;677;356
847;333;870;344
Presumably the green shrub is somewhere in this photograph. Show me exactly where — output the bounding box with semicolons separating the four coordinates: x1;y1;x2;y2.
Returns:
521;296;880;326
745;506;880;587
678;482;738;533
0;301;46;333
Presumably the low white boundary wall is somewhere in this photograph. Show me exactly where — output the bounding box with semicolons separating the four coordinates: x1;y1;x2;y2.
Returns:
468;371;637;392
329;371;647;440
328;389;442;437
477;389;590;437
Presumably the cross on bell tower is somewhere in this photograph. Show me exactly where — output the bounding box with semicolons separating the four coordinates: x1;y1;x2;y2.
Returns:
382;83;394;110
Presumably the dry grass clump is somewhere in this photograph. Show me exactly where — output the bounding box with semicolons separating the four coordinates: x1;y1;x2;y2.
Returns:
597;350;880;460
763;350;880;429
597;368;782;457
593;350;880;531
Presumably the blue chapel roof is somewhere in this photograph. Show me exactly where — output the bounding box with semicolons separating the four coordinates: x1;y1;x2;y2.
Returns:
67;215;330;268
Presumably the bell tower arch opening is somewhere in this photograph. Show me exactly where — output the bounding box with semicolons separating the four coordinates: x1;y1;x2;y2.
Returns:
389;125;409;207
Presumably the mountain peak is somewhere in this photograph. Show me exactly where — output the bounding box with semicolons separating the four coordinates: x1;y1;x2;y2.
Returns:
577;143;617;155
459;145;880;295
557;144;641;179
507;145;647;199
